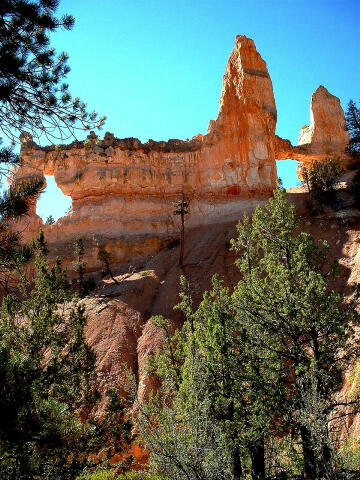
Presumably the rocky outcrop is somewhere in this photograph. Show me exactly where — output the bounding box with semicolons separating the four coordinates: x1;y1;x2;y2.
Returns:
275;86;351;173
298;86;349;156
12;35;278;271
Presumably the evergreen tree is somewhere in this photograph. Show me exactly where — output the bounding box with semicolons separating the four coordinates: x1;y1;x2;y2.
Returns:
0;176;44;293
138;276;281;480
0;0;105;285
0;235;132;479
140;187;360;480
45;214;55;225
345;100;360;154
73;237;86;298
0;0;105;156
97;244;119;285
231;187;360;479
173;194;189;267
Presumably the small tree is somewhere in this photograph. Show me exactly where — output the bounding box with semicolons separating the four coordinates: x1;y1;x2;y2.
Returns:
73;236;86;297
45;214;55;225
345;99;360;154
97;244;119;284
306;158;344;202
173;194;189;267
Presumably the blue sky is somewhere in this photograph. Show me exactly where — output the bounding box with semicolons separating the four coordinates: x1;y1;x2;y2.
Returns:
36;0;359;220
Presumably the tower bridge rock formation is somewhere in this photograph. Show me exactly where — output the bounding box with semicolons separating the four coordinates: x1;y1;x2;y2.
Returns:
12;35;350;271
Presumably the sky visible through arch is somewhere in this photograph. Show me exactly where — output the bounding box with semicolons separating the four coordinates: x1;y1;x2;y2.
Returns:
34;0;359;221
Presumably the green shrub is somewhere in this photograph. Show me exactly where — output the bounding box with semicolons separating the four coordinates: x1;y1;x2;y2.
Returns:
338;438;360;471
305;158;344;202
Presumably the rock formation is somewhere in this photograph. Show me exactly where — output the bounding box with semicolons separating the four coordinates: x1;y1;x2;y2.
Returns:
12;35;278;270
275;85;351;172
11;36;351;271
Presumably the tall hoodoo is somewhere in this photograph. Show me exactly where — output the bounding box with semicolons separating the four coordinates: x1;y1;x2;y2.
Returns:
206;35;277;193
297;85;349;160
275;85;350;170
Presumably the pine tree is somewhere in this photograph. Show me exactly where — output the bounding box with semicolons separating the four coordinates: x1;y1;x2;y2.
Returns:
138;276;281;480
0;235;132;479
45;214;55;225
0;0;105;286
0;0;105;154
140;187;360;480
73;237;86;298
345;100;360;154
231;187;360;479
173;194;189;267
97;244;119;284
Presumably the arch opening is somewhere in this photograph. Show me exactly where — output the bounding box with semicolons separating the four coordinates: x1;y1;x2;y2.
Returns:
37;176;72;223
276;159;301;189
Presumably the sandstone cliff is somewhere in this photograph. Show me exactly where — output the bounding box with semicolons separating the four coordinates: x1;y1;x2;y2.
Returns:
11;36;351;274
7;35;359;462
12;36;281;272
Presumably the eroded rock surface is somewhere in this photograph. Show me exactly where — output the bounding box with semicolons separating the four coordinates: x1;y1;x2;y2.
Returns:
11;36;352;271
12;35;279;270
275;85;351;174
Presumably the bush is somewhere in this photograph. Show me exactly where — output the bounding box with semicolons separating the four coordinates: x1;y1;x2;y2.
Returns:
304;158;344;202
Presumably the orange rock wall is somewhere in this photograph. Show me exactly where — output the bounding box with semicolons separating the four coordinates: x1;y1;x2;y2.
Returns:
12;36;351;271
12;36;278;270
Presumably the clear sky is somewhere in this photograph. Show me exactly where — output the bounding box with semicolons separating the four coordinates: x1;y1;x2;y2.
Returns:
37;0;359;220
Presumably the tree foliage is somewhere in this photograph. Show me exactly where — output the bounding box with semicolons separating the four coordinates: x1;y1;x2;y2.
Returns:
0;0;105;287
0;0;105;155
138;187;360;480
0;234;132;479
345;100;360;154
97;244;119;285
173;194;189;267
301;158;344;203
